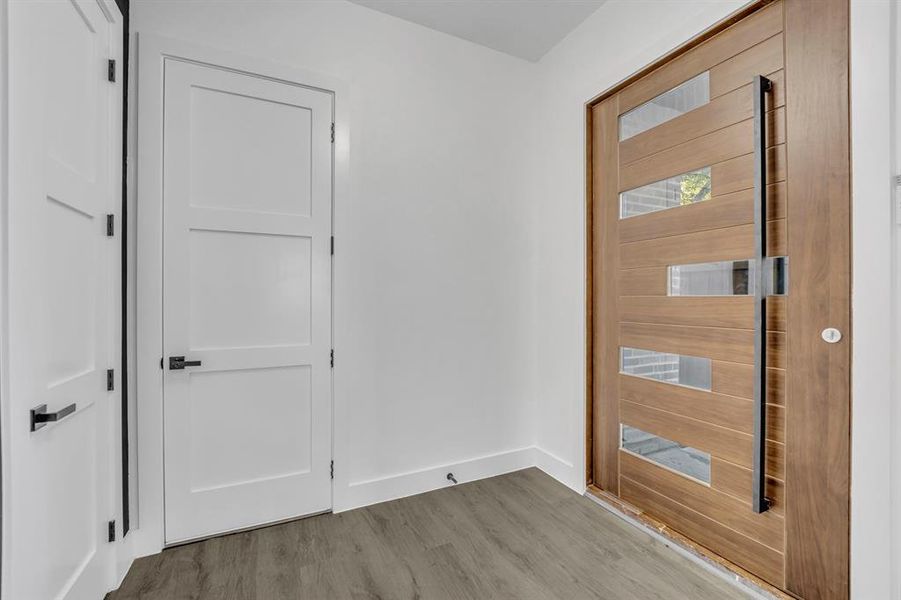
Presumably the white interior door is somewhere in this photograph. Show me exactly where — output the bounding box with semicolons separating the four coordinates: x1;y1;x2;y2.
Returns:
5;0;122;598
162;59;333;543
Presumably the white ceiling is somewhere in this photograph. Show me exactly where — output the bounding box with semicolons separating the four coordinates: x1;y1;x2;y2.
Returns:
347;0;605;62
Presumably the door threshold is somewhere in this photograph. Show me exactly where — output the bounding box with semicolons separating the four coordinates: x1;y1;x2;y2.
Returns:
164;509;332;549
584;486;792;600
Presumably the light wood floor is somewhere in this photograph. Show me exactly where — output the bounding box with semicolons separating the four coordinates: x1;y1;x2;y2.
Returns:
110;468;750;599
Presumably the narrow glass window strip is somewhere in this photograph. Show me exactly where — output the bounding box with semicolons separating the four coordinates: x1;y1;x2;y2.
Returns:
619;167;711;219
619;71;710;141
668;257;789;297
621;424;711;484
620;347;711;391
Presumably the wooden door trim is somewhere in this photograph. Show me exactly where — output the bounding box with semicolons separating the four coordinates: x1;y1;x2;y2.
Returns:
782;0;851;596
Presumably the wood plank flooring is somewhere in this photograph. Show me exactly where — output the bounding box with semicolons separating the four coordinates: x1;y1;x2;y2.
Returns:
109;468;751;599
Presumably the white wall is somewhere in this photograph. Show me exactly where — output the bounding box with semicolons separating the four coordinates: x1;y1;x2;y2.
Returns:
849;1;898;597
132;0;537;519
0;0;8;585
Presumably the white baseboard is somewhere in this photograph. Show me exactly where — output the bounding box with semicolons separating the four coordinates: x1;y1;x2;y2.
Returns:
532;446;581;492
334;446;537;512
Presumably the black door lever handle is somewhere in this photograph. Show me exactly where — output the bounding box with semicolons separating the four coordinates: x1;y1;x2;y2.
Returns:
30;403;77;432
169;356;202;370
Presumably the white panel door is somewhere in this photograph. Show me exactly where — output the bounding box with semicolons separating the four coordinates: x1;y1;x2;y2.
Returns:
6;1;122;599
162;59;333;543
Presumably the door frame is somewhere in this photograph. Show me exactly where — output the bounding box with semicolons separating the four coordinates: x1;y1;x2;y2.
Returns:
584;0;852;597
133;34;349;558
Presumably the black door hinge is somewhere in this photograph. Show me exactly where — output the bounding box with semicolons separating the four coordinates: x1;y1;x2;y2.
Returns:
330;122;335;143
330;460;334;480
107;369;114;391
330;236;334;256
108;59;116;83
330;349;334;368
108;520;116;542
106;214;114;236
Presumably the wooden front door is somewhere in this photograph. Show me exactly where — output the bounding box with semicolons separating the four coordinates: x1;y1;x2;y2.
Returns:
587;1;850;598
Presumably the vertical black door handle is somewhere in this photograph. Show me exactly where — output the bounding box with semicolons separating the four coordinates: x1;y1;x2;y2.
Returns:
751;75;772;514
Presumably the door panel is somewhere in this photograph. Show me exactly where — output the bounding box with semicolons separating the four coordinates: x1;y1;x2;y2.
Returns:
782;0;851;595
620;71;785;166
619;183;786;243
621;452;784;550
620;221;786;268
619;477;785;584
162;59;333;543
708;33;784;99
619;295;786;330
620;114;784;191
711;360;785;404
589;0;851;596
711;457;785;515
6;1;121;598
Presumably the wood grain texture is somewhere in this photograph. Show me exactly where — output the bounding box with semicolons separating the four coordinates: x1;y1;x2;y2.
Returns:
109;469;750;600
711;144;785;196
618;1;783;113
783;0;851;596
620;452;784;551
620;374;784;443
620;322;785;369
711;457;785;514
709;33;784;98
620;220;786;269
619;400;784;479
620;110;785;192
618;183;786;244
620;295;785;331
712;360;785;405
592;98;621;492
620;66;784;167
619;266;667;296
619;476;784;586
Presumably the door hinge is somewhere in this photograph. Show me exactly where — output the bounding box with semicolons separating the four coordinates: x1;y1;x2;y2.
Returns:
895;175;901;225
330;349;334;368
106;214;114;236
108;59;116;83
108;520;116;543
330;122;335;143
330;236;334;256
330;460;334;480
107;369;114;391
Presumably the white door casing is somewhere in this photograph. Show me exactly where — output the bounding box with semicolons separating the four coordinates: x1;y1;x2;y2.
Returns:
161;59;333;543
5;0;122;598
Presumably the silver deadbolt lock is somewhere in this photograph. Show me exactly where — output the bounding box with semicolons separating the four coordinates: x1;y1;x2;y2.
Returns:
821;328;842;344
